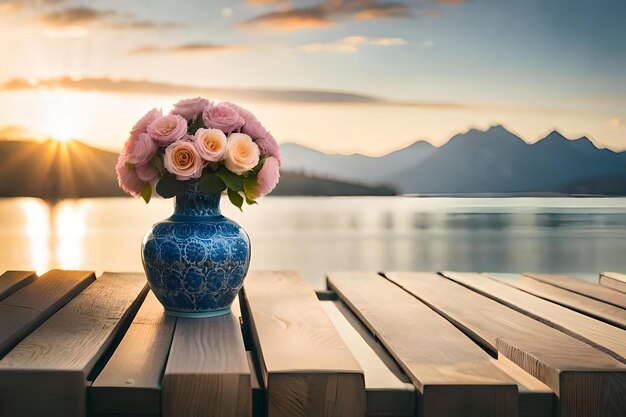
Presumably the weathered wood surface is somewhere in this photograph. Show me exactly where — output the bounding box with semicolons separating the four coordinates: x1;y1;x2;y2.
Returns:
328;272;517;417
321;301;416;417
442;272;626;363
89;290;176;417
0;272;148;417
524;273;626;309
162;313;251;417
490;273;626;330
386;272;626;417
0;271;36;301
0;269;95;356
242;271;366;417
600;272;626;293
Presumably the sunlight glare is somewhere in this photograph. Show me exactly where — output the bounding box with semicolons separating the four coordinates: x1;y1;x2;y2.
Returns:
20;200;50;275
38;91;84;143
54;202;86;269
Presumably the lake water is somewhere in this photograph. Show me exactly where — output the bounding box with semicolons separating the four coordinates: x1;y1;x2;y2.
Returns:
0;197;624;289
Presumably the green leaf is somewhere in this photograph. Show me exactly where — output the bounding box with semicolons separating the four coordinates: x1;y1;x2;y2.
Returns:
140;183;152;203
243;175;258;204
216;168;244;192
199;174;226;195
187;116;205;136
156;175;184;199
227;188;244;211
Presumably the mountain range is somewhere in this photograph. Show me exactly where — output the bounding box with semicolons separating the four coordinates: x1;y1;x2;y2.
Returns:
282;125;626;195
1;125;624;198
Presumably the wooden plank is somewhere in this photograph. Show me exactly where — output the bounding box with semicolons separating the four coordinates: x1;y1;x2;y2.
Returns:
490;355;553;417
242;271;366;417
442;272;626;363
0;269;95;356
89;290;176;417
327;272;517;417
0;272;148;417
247;351;266;417
524;273;626;309
162;313;251;417
321;301;416;417
600;272;626;293
490;273;626;330
385;272;626;417
0;271;37;301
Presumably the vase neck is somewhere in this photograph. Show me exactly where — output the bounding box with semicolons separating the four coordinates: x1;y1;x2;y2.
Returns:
172;180;221;218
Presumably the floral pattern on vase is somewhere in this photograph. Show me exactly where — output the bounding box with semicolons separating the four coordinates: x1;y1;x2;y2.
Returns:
142;181;250;317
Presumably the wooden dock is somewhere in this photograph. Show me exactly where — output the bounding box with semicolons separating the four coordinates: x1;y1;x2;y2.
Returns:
0;269;625;417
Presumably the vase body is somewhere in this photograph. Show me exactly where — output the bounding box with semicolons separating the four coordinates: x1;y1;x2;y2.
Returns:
142;181;250;317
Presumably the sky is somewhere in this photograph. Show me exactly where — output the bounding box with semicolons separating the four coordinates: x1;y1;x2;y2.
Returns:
0;0;624;155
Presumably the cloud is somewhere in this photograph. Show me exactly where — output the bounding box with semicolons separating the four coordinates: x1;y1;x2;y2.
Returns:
611;117;624;128
0;76;574;116
242;0;412;31
0;2;21;13
130;43;245;55
241;7;334;30
298;36;408;53
433;0;465;4
37;6;114;27
0;124;28;139
247;0;287;4
353;3;414;20
34;6;180;30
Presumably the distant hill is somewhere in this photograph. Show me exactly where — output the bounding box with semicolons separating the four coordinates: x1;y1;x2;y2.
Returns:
0;139;124;199
273;172;394;196
284;126;626;195
281;140;435;186
0;139;394;199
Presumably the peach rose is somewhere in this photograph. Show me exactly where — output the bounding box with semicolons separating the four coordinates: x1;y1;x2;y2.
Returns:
224;133;260;174
194;128;227;162
164;141;204;180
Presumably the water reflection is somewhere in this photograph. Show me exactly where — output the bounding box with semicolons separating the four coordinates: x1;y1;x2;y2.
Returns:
53;202;86;269
2;197;626;288
20;200;50;275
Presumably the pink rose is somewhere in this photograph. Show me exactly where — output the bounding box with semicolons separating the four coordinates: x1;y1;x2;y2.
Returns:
121;133;157;165
131;108;162;136
194;128;227;162
223;102;281;164
164;141;204;180
116;155;146;198
147;114;188;146
224;133;260;174
202;103;244;134
171;97;210;121
136;162;160;183
252;156;280;198
254;131;281;165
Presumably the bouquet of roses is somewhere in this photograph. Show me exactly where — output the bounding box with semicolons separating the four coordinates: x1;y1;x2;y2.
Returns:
116;97;281;209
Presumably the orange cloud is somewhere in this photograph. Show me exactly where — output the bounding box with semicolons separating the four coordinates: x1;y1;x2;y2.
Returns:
37;6;114;27
130;43;244;55
242;0;411;31
247;0;287;4
0;2;21;13
241;9;335;31
354;4;413;20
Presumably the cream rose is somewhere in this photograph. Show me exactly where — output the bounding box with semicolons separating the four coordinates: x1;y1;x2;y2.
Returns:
194;128;227;162
163;141;204;180
224;133;260;174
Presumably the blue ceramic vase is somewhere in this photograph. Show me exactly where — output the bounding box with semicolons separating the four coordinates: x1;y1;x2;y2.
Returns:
142;180;251;318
